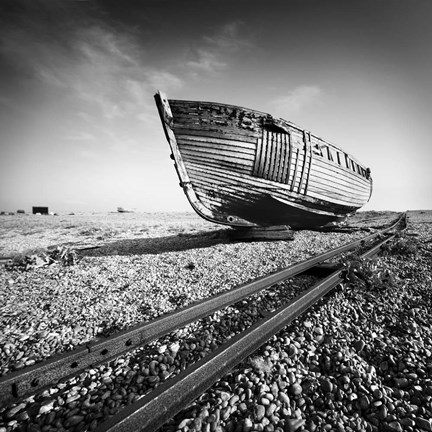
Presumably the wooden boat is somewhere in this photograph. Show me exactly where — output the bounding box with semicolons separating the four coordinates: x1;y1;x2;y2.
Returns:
155;91;373;229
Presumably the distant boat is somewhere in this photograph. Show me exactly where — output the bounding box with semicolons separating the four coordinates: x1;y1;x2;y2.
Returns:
155;91;373;229
117;207;133;213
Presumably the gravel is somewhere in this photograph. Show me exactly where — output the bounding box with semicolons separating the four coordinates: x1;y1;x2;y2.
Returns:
1;210;430;432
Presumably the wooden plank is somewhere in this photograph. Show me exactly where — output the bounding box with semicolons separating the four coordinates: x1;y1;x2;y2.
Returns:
187;163;286;193
308;173;370;196
175;127;258;142
262;129;271;180
303;132;313;195
179;144;255;161
257;129;266;177
253;137;263;176
285;132;292;185
297;131;309;194
179;141;255;158
187;163;356;213
268;131;277;181
308;179;370;200
189;168;301;211
192;181;256;204
312;156;370;183
277;133;286;183
155;92;220;221
182;155;252;174
180;152;253;170
177;134;256;151
309;165;370;194
308;171;369;195
307;190;365;207
170;99;267;116
276;133;286;183
290;148;300;192
273;132;282;182
312;158;370;187
308;182;369;202
173;123;259;141
188;160;351;204
183;141;370;203
308;179;369;198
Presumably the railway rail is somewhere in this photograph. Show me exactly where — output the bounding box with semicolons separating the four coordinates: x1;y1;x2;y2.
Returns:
0;213;407;431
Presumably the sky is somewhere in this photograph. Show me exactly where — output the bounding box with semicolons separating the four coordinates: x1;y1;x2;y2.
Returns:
1;0;431;214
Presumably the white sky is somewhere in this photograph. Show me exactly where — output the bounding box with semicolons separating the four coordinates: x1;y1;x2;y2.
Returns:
1;0;431;213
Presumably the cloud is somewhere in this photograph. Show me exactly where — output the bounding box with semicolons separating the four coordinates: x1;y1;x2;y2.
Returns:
0;2;183;121
63;131;96;141
70;25;183;120
270;86;323;116
186;21;252;74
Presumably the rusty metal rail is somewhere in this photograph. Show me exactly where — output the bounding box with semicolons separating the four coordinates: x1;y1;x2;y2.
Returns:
96;218;407;432
0;214;406;407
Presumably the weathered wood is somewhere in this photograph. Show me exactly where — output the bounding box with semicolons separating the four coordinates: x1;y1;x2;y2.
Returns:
187;161;360;213
183;156;251;174
253;137;263;177
175;127;258;142
155;93;373;229
285;132;292;185
308;172;370;195
228;226;294;241
257;129;266;177
177;134;256;151
179;144;255;162
303;132;313;195
290;148;300;192
297;130;309;194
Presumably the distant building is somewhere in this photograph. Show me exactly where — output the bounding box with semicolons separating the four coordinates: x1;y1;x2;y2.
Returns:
17;209;25;214
32;206;49;215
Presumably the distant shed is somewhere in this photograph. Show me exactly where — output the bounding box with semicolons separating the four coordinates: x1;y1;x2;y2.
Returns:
32;206;48;215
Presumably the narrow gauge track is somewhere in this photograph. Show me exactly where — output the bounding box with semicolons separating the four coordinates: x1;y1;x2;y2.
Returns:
96;214;407;432
0;214;406;430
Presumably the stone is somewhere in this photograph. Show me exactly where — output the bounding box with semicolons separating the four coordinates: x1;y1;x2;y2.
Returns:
15;411;29;422
320;378;333;393
288;345;298;358
353;340;365;353
169;342;180;355
266;403;277;417
285;418;306;432
65;415;85;428
289;383;302;396
255;405;266;421
378;404;388;420
239;402;248;413
243;418;253;432
386;421;403;432
5;403;27;419
178;418;193;429
358;395;370;410
394;377;409;389
415;417;432;431
400;418;415;427
38;399;55;415
221;407;231;421
278;392;290;405
261;396;270;406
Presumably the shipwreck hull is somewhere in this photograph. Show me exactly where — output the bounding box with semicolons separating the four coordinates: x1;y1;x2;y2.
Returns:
155;92;372;229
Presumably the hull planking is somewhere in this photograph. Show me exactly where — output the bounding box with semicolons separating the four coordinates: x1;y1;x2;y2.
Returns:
155;91;373;229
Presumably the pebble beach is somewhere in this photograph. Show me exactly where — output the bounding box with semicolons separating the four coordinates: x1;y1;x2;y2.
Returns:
0;210;431;432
